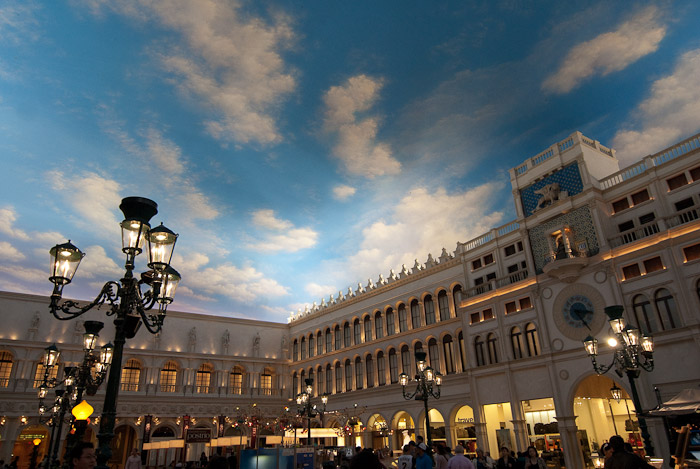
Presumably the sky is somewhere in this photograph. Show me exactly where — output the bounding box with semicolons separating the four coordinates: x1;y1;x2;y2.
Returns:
1;1;700;323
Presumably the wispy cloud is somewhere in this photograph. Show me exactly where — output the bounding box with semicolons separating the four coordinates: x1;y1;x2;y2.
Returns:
323;75;401;178
612;48;700;165
543;6;666;94
84;0;297;145
305;282;337;299
0;1;40;44
247;209;317;252
332;184;356;201
0;206;63;244
0;241;25;262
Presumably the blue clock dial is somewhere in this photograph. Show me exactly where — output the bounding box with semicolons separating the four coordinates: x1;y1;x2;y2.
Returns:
562;295;594;328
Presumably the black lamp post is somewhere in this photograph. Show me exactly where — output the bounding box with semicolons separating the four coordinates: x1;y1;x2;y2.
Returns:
47;197;180;469
295;378;328;447
398;351;442;449
583;305;654;456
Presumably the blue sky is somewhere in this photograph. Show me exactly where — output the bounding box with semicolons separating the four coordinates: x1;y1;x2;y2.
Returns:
2;1;700;322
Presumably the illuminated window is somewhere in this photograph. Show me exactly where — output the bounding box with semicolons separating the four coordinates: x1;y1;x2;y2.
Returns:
34;362;58;388
159;361;178;393
120;359;141;391
195;364;212;394
682;243;700;262
0;351;13;388
229;366;244;394
261;370;272;396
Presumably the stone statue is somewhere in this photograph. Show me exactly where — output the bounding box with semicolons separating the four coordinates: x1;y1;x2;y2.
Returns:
188;327;197;352
252;333;261;357
534;182;566;210
281;334;289;352
222;329;230;354
27;312;40;340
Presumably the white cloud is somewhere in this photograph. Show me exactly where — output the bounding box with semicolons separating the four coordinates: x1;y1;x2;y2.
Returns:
0;206;64;244
323;75;401;178
543;6;666;94
0;1;40;44
612;48;700;164
0;241;25;261
332;184;356;201
342;184;504;284
86;0;296;145
247;210;317;252
146;128;185;175
252;209;292;230
0;264;45;283
76;245;123;280
47;171;122;232
305;282;337;299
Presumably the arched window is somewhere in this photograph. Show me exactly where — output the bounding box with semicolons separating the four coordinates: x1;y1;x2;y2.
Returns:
343;323;351;348
458;331;467;372
525;323;540;357
364;317;373;342
375;312;384;339
655;288;680;330
632;294;657;334
398;304;408;332
474;336;485;367
120;359;141;391
487;333;498;364
386;308;395;336
411;300;422;329
292;372;298;396
160;361;178;393
316;366;323;395
401;345;411;375
452;285;463;311
196;364;212;394
510;327;524;359
230;366;244;395
300;369;305;390
335;363;342;394
365;355;374;388
389;349;399;383
326;364;333;394
425;295;436;325
34;360;59;388
355;357;363;390
293;340;299;361
344;360;353;391
317;332;323;356
301;336;307;359
428;338;440;372
335;325;341;351
261;367;273;396
442;336;455;374
308;334;315;358
0;351;13;388
438;290;450;321
354;319;362;344
377;351;386;386
325;329;333;353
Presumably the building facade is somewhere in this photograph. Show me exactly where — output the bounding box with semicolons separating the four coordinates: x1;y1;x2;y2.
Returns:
1;131;699;469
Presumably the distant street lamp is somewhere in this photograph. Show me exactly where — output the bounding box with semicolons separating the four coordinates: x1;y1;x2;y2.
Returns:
399;351;442;449
296;378;328;446
583;305;655;456
47;197;180;469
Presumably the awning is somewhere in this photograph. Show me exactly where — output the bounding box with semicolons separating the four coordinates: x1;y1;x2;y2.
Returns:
648;389;700;416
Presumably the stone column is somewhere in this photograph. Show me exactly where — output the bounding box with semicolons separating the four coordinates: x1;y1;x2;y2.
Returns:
554;415;585;469
0;417;21;461
444;419;455;449
474;422;489;454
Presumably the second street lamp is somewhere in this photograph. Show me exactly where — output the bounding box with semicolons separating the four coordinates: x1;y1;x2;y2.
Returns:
296;378;328;447
399;351;442;450
47;196;180;469
583;305;655;456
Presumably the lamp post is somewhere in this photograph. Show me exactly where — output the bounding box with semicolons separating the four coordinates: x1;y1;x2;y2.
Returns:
295;379;328;447
47;197;180;469
398;351;442;449
43;390;71;468
583;305;654;456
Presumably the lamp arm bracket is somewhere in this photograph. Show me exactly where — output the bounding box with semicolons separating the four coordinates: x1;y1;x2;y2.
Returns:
49;281;119;320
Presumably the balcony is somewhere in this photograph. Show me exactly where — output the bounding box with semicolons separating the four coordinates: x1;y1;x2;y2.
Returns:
542;243;589;283
464;269;529;299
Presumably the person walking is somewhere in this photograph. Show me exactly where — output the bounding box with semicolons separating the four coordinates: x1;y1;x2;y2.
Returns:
435;445;450;469
125;449;142;469
447;446;475;469
473;449;493;469
398;445;414;469
522;447;545;469
604;436;653;469
496;447;517;469
415;443;433;469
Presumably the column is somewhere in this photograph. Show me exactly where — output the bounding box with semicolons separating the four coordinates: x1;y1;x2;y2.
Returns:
554;415;585;469
474;422;489;454
0;417;21;461
444;420;455;449
510;398;529;453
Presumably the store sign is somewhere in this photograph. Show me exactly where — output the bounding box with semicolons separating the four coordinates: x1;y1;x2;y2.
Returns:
185;429;211;443
456;418;475;423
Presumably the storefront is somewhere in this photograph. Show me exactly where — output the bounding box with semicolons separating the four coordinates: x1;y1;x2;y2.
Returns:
522;398;565;468
367;414;390;450
453;406;477;457
392;412;415;451
483;402;514;453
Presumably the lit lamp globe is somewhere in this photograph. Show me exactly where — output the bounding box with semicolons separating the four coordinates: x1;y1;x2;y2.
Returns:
33;438;42;447
72;400;94;421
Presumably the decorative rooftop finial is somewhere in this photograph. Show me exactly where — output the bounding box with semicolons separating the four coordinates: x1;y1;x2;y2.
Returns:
425;253;435;268
412;259;422;273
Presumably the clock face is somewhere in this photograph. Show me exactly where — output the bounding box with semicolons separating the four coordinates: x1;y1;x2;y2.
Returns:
562;295;594;328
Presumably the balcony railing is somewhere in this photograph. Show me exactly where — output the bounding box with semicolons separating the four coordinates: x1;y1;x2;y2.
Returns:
464;269;529;299
609;208;699;248
666;207;699;228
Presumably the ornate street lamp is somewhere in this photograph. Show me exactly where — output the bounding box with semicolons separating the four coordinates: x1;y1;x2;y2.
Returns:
47;197;180;469
583;305;654;456
295;379;328;447
398;351;442;449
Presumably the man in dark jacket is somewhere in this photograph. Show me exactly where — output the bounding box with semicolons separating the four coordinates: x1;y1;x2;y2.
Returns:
604;436;653;469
